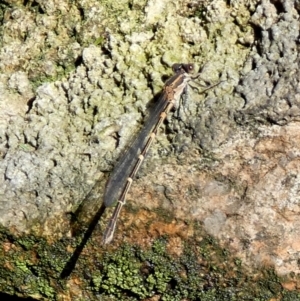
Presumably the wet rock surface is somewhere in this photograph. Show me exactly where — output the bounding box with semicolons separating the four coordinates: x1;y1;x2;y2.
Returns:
0;0;300;294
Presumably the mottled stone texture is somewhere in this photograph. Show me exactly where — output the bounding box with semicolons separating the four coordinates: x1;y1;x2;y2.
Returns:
0;0;300;287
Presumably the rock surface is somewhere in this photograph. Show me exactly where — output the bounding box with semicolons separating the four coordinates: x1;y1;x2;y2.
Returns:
0;0;300;292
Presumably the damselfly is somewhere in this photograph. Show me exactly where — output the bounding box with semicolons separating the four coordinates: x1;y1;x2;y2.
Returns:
103;63;218;244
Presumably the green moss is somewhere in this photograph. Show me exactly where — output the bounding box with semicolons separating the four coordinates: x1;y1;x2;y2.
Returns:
93;233;297;301
36;278;55;299
0;221;298;301
0;226;71;299
15;260;31;273
282;291;300;300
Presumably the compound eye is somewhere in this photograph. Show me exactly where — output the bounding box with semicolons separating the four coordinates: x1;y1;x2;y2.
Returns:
172;63;183;73
187;64;194;73
180;64;194;73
